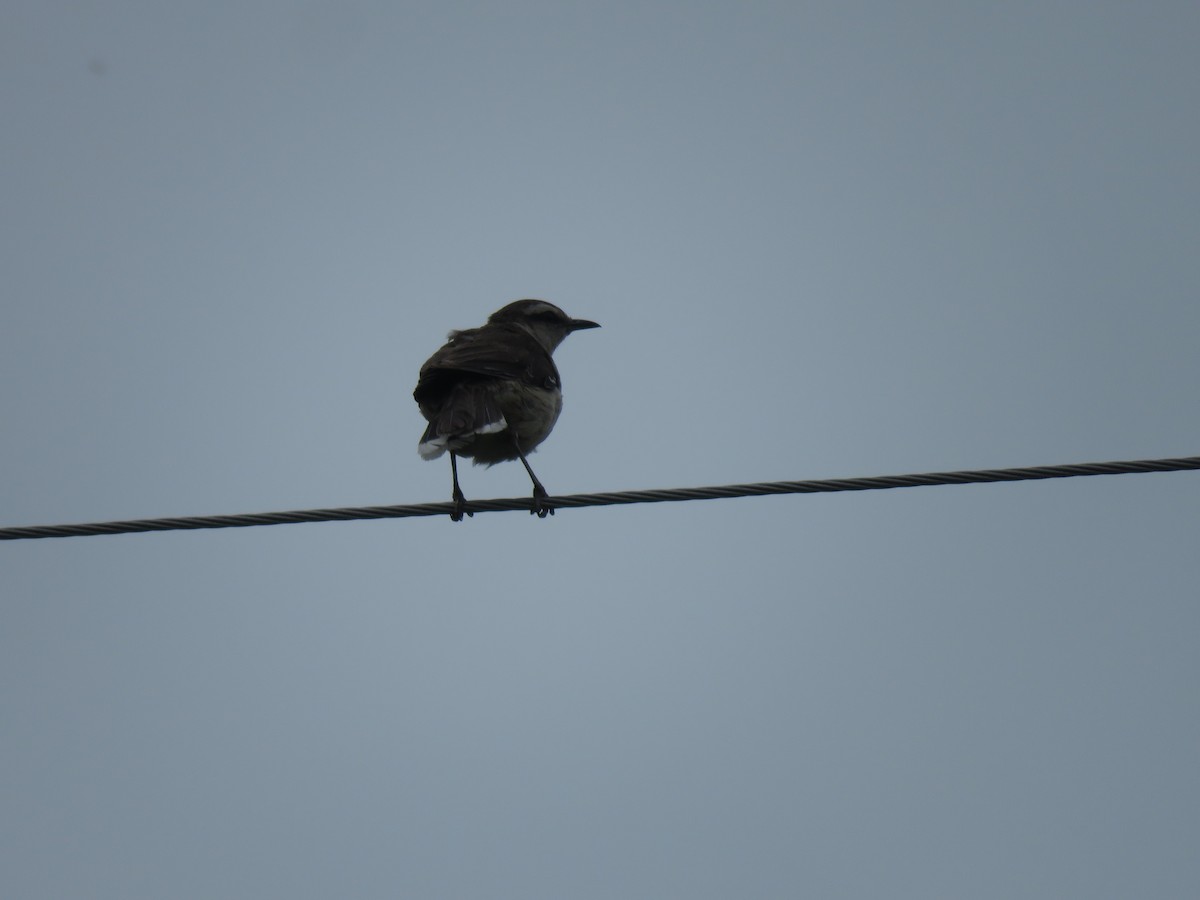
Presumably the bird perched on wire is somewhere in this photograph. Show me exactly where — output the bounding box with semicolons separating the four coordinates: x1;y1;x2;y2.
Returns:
414;299;600;521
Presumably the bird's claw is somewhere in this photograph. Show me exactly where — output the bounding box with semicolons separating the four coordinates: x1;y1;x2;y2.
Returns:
451;491;472;522
531;486;555;518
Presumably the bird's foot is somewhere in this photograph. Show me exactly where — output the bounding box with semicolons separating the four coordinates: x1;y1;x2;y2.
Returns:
451;488;473;522
531;485;555;518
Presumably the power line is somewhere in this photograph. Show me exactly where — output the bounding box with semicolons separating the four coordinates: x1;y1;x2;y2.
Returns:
2;454;1197;542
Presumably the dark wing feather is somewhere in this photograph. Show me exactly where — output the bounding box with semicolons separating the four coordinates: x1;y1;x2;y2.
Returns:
414;324;560;409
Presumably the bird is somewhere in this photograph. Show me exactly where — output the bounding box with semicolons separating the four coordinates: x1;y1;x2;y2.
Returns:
414;299;600;521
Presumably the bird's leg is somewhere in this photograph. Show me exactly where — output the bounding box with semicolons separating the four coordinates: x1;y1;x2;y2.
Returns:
513;437;554;518
449;452;472;521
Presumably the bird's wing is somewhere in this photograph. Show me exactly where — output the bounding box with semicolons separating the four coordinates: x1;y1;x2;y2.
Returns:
415;326;559;402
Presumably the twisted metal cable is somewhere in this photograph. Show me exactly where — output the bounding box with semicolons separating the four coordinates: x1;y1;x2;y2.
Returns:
2;454;1198;541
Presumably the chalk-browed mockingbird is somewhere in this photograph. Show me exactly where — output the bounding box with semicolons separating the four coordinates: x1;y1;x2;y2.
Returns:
414;299;600;521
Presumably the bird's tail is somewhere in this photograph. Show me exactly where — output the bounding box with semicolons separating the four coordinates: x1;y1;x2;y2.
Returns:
417;382;508;460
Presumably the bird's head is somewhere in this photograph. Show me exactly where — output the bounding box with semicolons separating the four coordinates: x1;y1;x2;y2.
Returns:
487;299;600;354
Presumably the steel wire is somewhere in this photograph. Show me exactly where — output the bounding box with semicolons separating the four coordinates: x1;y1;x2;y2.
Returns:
2;454;1198;541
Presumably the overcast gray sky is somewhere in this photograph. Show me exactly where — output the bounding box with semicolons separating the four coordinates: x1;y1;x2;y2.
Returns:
3;2;1199;898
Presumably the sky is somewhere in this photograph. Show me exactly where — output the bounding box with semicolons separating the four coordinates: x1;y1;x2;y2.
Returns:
3;2;1199;897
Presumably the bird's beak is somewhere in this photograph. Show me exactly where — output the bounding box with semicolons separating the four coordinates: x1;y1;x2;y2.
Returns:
569;318;600;331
